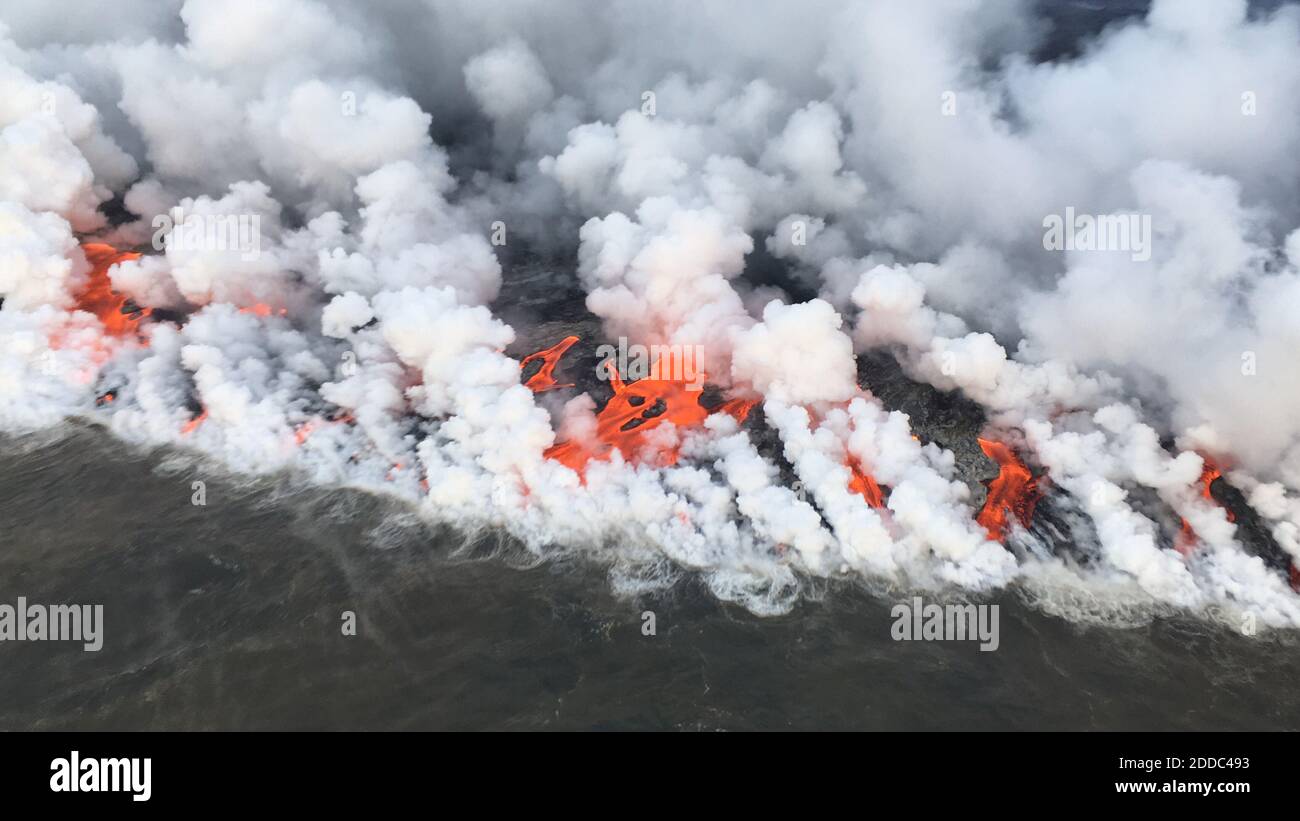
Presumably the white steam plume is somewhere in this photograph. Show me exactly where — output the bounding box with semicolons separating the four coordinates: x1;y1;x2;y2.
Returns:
1;0;1299;625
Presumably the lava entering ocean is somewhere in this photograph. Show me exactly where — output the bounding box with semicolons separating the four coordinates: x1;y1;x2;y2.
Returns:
522;338;753;473
181;410;207;435
238;303;288;318
1175;456;1235;557
975;437;1041;543
847;459;886;508
520;337;892;509
77;243;148;335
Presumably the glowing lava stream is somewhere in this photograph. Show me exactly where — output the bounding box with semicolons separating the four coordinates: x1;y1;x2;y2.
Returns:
520;335;578;392
522;337;893;506
975;438;1041;543
47;242;150;384
545;360;754;473
181;410;207;435
1175;457;1234;556
76;243;148;335
1169;456;1238;558
1172;456;1299;591
239;303;287;318
521;338;753;474
847;459;886;508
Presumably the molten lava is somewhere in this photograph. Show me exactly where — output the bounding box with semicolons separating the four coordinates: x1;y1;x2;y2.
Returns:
522;341;753;474
1175;455;1235;557
1196;458;1232;518
181;410;207;435
1175;458;1299;591
294;419;317;445
77;243;148;335
847;459;886;508
976;437;1041;542
520;335;578;392
292;412;355;446
1173;520;1198;558
239;303;287;318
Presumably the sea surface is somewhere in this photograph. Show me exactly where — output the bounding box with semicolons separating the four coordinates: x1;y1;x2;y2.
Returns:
1;425;1296;731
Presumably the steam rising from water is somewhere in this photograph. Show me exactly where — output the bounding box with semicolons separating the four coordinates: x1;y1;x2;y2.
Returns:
2;0;1300;624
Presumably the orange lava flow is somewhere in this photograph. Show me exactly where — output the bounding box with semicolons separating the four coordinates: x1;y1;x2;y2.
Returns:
292;412;355;446
181;410;207;435
239;303;287;318
975;438;1041;542
1175;458;1299;591
1175;456;1235;557
77;243;148;335
1197;457;1232;517
524;342;753;474
520;335;578;392
294;419;317;445
1173;519;1198;558
847;459;886;508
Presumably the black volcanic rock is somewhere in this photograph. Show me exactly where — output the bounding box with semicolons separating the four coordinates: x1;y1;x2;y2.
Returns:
519;355;545;384
857;350;999;510
1210;476;1294;577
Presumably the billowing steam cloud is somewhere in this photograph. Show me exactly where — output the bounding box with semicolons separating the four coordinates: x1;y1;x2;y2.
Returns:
2;0;1300;625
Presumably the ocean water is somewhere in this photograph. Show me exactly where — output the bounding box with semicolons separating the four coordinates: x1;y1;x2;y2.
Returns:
1;425;1296;731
